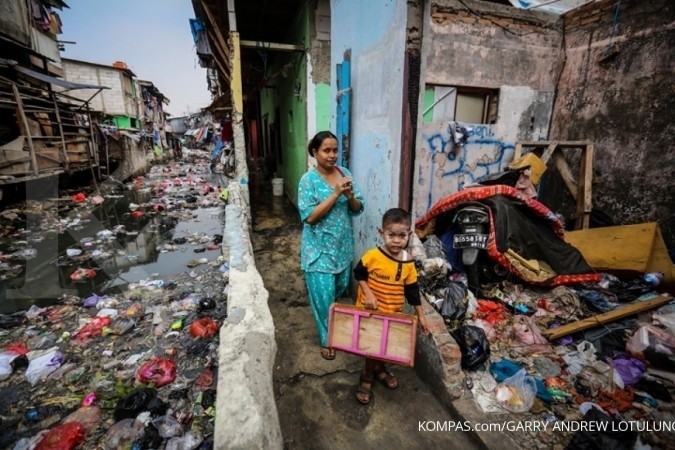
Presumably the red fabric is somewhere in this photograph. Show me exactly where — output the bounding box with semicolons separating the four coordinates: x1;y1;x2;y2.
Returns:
415;186;601;286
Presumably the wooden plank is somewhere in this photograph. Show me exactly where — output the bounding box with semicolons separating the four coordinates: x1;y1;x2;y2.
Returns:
553;152;578;200
52;93;70;172
542;294;673;340
517;140;590;148
540;141;558;164
575;144;593;229
514;142;523;160
12;84;39;176
565;223;675;286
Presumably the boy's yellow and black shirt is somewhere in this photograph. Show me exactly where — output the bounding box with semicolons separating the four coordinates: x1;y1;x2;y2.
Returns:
354;247;421;313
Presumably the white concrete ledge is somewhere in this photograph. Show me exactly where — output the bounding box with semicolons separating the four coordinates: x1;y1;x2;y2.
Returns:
214;183;282;450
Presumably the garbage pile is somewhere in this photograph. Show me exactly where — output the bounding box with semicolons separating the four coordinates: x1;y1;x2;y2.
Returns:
413;234;674;450
0;153;231;449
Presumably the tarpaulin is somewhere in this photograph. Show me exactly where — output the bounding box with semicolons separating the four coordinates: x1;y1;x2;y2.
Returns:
415;185;601;286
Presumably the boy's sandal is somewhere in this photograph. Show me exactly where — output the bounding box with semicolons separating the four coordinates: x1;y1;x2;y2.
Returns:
320;347;336;360
375;369;398;390
356;375;373;405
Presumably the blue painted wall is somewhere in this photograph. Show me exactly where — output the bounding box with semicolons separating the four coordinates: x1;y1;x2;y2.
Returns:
330;0;408;262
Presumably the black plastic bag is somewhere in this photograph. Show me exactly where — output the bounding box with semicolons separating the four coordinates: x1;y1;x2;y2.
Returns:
565;407;636;450
441;282;468;320
114;388;167;421
451;325;490;370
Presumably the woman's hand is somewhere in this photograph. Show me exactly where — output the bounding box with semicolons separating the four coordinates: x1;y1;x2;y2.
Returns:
334;176;354;199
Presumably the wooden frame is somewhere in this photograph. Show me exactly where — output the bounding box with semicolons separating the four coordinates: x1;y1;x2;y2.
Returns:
514;140;594;230
328;303;418;367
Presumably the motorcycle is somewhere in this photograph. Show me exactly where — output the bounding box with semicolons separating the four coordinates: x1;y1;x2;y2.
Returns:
452;203;489;295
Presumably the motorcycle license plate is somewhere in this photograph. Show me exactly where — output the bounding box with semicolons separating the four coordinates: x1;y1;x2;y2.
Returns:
453;233;488;249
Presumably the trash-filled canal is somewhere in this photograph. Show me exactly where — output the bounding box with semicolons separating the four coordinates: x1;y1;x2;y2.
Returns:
0;152;229;449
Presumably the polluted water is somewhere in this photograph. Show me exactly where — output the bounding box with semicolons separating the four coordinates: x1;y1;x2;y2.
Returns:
0;150;230;449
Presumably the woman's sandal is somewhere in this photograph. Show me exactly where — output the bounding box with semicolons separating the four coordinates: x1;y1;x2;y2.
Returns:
320;347;336;361
356;374;373;405
375;369;398;390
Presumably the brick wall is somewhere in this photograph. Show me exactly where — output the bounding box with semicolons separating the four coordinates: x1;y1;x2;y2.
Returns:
563;0;621;32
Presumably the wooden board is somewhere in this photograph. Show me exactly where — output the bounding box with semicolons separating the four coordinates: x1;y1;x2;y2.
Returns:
566;222;675;286
542;293;673;340
328;303;418;367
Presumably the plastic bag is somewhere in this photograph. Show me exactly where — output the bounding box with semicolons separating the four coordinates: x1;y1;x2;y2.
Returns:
451;325;490;370
422;235;446;260
494;369;536;413
136;358;176;387
73;316;111;345
440;282;468;320
26;349;64;386
104;419;145;449
189;318;219;338
69;268;96;282
114;388;167;421
152;415;184;438
165;430;203;450
510;315;551;355
0;350;20;380
35;422;85;450
62;406;101;431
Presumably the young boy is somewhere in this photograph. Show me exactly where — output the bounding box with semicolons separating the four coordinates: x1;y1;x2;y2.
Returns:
353;208;429;404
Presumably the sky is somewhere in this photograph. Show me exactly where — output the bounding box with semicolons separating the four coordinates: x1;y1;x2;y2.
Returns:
59;0;212;117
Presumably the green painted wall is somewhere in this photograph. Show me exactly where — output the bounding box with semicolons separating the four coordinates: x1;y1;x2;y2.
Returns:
257;4;311;207
315;83;330;131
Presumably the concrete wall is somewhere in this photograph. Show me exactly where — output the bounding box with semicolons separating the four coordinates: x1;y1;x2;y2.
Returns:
413;0;561;218
546;0;675;248
330;0;408;261
61;61;133;117
214;115;281;449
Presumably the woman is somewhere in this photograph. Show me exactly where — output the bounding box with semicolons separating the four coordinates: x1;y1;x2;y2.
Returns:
298;131;364;360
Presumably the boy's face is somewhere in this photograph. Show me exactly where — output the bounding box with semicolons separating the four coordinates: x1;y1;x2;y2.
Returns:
379;222;411;257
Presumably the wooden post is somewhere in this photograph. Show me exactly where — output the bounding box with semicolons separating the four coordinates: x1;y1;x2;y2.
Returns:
51;93;71;173
12;84;39;176
514;142;523;160
575;144;594;230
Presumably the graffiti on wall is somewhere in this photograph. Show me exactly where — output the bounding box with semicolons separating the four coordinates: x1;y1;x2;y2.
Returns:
417;123;515;217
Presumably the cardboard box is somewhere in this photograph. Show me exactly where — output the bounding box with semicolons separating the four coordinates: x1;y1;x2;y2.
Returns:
328;303;418;367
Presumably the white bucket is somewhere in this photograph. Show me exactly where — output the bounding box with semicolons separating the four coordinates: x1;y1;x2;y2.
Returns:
272;178;284;197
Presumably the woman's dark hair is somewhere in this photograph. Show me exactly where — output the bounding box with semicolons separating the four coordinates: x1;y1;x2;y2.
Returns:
382;208;411;228
307;131;337;156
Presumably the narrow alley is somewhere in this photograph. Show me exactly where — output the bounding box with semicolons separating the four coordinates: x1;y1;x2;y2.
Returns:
249;180;479;449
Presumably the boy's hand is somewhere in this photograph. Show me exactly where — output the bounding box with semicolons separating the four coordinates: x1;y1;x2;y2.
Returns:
363;292;378;310
418;313;429;336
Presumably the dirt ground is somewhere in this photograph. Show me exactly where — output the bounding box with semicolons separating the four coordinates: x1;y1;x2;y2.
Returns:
249;181;480;450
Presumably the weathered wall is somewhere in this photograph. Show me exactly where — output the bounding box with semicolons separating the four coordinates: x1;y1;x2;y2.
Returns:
331;0;408;261
413;0;562;218
0;0;30;46
307;0;331;139
546;0;675;248
61;61;131;117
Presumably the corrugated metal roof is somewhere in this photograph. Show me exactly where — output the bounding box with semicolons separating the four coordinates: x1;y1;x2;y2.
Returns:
508;0;594;16
14;65;109;91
